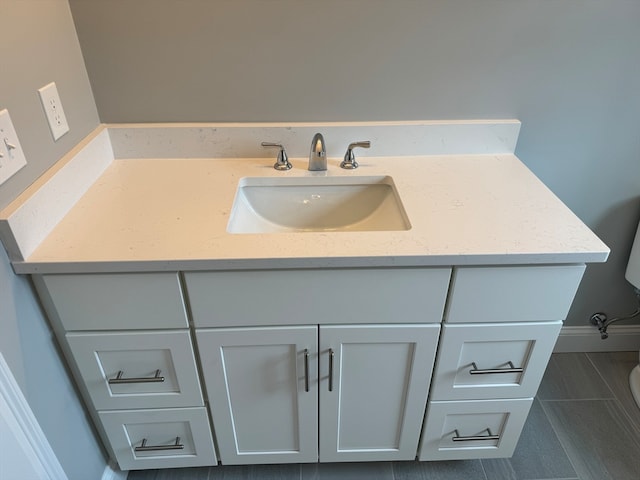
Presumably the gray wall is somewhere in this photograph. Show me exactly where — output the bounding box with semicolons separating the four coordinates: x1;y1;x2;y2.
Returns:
0;1;105;479
68;0;640;327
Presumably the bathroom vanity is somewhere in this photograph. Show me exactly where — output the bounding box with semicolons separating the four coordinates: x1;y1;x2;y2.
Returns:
0;121;609;470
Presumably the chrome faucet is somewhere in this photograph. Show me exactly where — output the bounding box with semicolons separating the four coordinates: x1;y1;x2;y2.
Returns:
261;142;292;170
341;141;371;169
308;133;327;171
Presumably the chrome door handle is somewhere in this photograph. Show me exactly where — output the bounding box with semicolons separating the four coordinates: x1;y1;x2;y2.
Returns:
452;428;500;442
469;361;523;375
134;436;184;452
304;349;310;392
328;348;335;392
108;369;165;384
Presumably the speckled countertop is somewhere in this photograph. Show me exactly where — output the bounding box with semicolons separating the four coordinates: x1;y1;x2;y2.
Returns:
0;122;610;274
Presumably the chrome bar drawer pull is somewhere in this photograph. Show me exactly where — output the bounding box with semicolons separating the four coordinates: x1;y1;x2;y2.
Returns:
328;349;335;392
134;436;184;452
469;361;524;375
108;369;165;384
452;428;500;442
304;349;310;393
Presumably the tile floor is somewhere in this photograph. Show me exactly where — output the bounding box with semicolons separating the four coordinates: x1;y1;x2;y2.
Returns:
128;352;640;480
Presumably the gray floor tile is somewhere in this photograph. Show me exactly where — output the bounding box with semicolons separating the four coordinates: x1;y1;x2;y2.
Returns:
587;351;640;434
128;467;210;480
156;467;211;480
478;460;517;480
302;462;392;480
127;470;158;480
209;464;301;479
393;460;486;480
482;399;577;480
542;398;640;480
537;353;614;400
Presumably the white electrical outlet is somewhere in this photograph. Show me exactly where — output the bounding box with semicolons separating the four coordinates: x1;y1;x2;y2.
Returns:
38;82;69;141
0;109;28;185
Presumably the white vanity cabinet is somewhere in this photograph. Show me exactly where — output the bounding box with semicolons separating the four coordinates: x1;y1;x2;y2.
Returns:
32;273;218;471
30;264;584;468
419;264;585;460
185;267;450;464
196;324;440;465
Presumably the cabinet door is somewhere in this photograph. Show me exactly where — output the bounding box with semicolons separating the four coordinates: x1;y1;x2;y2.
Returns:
319;324;440;462
196;326;318;464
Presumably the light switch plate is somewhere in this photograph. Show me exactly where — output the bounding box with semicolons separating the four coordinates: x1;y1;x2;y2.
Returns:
38;82;69;141
0;109;27;185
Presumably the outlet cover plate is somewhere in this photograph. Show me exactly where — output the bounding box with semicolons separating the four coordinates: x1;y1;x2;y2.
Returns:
38;82;69;141
0;109;27;185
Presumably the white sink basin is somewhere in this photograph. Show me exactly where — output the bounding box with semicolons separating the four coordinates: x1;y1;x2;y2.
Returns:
227;176;411;233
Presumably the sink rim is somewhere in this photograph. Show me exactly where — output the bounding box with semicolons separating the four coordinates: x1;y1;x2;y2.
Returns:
236;175;395;188
227;175;412;234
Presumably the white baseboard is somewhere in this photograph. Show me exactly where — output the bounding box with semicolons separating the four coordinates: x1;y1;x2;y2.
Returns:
102;461;128;480
554;325;640;353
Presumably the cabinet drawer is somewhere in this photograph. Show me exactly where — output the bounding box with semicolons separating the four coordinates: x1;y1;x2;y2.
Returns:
99;407;217;470
37;273;188;330
67;331;203;410
185;267;451;327
430;321;561;400
445;265;585;323
418;398;533;460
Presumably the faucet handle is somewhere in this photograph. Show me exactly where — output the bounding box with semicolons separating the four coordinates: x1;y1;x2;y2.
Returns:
341;141;371;169
261;142;292;171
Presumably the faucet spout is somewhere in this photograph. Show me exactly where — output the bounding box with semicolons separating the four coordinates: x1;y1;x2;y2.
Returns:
308;133;327;171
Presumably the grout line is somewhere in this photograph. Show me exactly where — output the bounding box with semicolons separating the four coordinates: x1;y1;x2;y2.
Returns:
477;458;490;480
584;352;616;397
585;352;640;438
608;397;640;448
541;353;615;401
541;395;640;471
536;397;582;480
